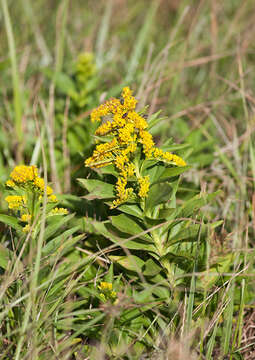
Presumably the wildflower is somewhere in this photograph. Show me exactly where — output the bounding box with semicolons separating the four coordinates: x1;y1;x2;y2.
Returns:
5;195;26;210
21;214;31;222
112;177;133;208
98;282;113;291
10;165;38;184
138;176;150;198
33;177;53;195
98;282;117;303
6;180;15;188
85;86;186;208
50;207;68;215
139;130;155;157
22;224;30;233
49;194;57;202
6;165;57;201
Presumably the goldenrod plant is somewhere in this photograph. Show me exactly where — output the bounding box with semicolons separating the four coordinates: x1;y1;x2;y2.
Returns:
80;87;220;291
4;165;67;234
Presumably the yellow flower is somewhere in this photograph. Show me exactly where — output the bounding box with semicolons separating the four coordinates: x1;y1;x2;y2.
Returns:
50;207;68;215
139;130;154;157
22;224;30;233
98;282;113;291
21;214;31;222
153;149;187;167
49;194;57;202
138;176;150;198
112;176;133;208
98;282;117;303
118;123;134;144
121;86;137;111
10;165;38;184
33;177;53;195
6;180;15;188
95;121;113;136
5;195;26;210
115;154;129;171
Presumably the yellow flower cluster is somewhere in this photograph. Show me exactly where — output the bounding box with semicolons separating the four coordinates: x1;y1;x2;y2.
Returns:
5;195;27;210
10;165;38;183
50;207;68;215
98;282;117;303
85;87;186;207
6;165;56;201
5;165;68;233
21;213;31;222
138;176;150;198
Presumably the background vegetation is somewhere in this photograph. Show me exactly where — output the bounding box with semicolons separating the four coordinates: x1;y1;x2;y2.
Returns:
0;0;255;359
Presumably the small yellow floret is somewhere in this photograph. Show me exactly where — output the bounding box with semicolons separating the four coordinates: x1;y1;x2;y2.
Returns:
6;180;15;188
49;194;58;202
98;282;113;291
22;224;30;233
50;207;68;215
21;214;31;222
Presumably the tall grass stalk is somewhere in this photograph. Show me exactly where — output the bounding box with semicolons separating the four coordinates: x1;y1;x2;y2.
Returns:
1;0;23;162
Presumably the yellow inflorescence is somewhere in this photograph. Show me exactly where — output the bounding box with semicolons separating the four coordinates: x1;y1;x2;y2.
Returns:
50;207;68;215
5;195;26;210
6;165;56;200
98;282;117;303
5;165;68;233
21;213;31;222
10;165;38;183
98;282;113;291
85;87;186;207
138;176;150;198
22;224;31;233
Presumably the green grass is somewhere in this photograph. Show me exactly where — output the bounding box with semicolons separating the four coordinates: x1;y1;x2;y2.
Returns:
0;1;255;359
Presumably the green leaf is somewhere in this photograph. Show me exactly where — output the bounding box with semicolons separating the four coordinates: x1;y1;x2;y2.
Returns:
177;191;221;218
117;203;143;218
145;183;172;210
42;226;80;256
143;259;162;276
0;244;23;272
109;255;144;272
111;214;151;241
43;213;74;241
152;166;190;184
84;218;156;252
53;71;76;94
77;178;115;199
105;263;114;283
0;214;23;232
167;224;202;246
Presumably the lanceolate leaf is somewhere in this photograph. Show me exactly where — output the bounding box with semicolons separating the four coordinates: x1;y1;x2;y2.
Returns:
83;218;156;252
0;214;23;232
42;226;81;256
111;214;152;241
152;166;190;184
43;213;75;241
77;178;115;199
0;243;23;271
109;255;145;273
